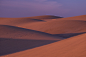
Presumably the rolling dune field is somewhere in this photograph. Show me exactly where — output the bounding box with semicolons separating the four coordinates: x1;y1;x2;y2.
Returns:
0;15;86;57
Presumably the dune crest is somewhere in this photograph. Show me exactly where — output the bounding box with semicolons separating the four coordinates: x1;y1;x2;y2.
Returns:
30;15;63;19
60;15;86;21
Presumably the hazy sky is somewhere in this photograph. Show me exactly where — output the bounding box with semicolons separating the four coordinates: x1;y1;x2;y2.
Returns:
0;0;86;18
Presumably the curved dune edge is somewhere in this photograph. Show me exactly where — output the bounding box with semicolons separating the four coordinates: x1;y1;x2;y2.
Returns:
0;25;63;40
7;15;85;35
29;15;63;19
0;18;44;26
1;15;86;38
0;15;86;57
1;33;86;57
0;25;63;56
0;15;62;26
18;20;86;34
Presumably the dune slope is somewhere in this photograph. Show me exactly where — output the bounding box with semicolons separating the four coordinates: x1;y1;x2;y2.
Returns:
0;18;43;26
0;38;59;56
0;25;62;40
1;33;86;57
0;25;63;55
61;15;86;21
0;15;86;38
0;15;62;26
18;20;86;38
0;15;86;57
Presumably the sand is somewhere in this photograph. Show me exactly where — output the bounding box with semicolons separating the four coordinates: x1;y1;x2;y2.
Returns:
1;33;86;57
0;15;86;57
0;25;63;40
10;15;86;38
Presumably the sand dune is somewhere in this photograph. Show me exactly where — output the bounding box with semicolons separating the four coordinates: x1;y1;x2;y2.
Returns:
0;15;86;57
0;15;86;38
60;15;86;21
22;20;86;33
1;33;86;57
17;19;86;38
29;15;63;19
0;18;43;26
0;15;62;26
0;38;58;56
0;25;62;40
0;25;63;56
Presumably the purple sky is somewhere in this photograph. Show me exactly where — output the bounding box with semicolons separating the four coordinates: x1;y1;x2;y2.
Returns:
0;0;86;18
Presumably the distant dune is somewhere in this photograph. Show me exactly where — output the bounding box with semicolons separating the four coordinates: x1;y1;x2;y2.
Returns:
0;15;86;57
61;15;86;21
13;15;86;38
1;33;86;57
0;18;43;26
29;15;63;19
0;15;62;26
23;20;86;34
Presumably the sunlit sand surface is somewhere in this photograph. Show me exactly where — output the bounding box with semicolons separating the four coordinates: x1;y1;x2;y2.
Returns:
0;15;86;57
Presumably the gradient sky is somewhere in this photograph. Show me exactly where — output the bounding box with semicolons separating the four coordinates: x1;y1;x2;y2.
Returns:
0;0;86;18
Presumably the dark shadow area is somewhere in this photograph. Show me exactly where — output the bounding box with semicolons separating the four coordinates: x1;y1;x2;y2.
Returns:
0;25;86;56
0;25;62;39
53;32;86;38
39;17;63;20
31;15;63;19
32;19;43;21
0;25;49;35
0;38;58;56
0;25;53;36
54;16;63;19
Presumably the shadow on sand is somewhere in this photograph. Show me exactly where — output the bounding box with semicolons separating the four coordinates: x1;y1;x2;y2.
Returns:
0;25;85;39
0;25;59;38
0;25;86;56
53;32;86;38
0;38;58;56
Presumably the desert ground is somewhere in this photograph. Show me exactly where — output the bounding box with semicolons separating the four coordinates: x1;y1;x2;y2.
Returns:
0;15;86;57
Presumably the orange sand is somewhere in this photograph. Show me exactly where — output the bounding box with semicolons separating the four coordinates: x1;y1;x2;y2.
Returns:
1;33;86;57
0;15;86;57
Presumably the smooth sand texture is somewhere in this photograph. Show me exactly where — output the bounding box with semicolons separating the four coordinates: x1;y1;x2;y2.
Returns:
0;38;59;56
0;25;62;40
14;15;86;38
0;15;86;57
61;15;86;21
0;15;62;26
21;20;86;34
0;25;62;56
0;18;43;26
1;33;86;57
